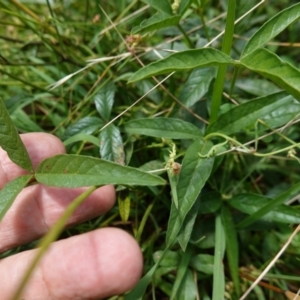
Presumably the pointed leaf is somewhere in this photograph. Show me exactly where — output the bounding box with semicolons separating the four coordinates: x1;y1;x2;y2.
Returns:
35;154;166;187
128;48;234;83
235;78;281;97
0;175;33;221
63;134;100;147
132;12;180;34
123;117;202;139
229;193;300;224
206;91;293;135
166;139;214;246
242;3;300;57
94;82;115;121
240;48;300;101
11;109;43;133
262;98;300;128
0;99;33;172
177;139;214;220
61;116;103;140
237;182;300;228
100;124;125;165
142;0;173;15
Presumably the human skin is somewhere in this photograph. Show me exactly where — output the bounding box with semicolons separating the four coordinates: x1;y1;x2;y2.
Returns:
0;133;143;300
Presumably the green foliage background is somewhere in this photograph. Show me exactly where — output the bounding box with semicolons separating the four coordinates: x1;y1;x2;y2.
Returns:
1;0;300;299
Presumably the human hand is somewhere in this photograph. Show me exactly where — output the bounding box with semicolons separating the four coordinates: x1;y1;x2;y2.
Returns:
0;133;143;300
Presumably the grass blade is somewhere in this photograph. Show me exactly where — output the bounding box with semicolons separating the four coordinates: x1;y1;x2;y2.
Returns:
221;205;241;296
212;214;225;300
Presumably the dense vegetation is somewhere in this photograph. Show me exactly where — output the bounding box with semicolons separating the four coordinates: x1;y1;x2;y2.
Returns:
1;0;300;299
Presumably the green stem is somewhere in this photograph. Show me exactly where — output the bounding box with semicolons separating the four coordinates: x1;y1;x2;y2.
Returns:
210;0;236;122
199;0;210;41
204;132;300;159
177;24;194;49
12;186;97;300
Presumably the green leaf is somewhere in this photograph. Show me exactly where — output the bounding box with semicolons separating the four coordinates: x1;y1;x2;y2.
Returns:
153;250;180;268
139;160;165;174
142;0;173;15
11;109;43;133
94;82;115;121
240;48;300;101
178;67;216;109
170;247;192;300
100;124;125;165
164;152;179;208
0;99;33;172
125;247;170;300
0;175;33;221
242;3;300;57
236;182;300;228
178;195;201;251
212;214;225;300
178;0;193;15
132;12;180;34
166;139;214;246
262;99;300;128
123;117;202;139
166;200;182;247
63;133;100;147
190;254;214;275
153;250;180;267
118;195;131;222
206;91;293;135
177;269;198;300
192;218;215;249
198;192;222;214
35;154;166;187
235;78;281;97
61;116;103;140
221;206;241;296
229;193;300;225
128;48;234;83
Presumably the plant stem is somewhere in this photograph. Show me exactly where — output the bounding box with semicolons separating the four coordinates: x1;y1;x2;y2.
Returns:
210;0;236;122
177;24;194;49
12;186;97;300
